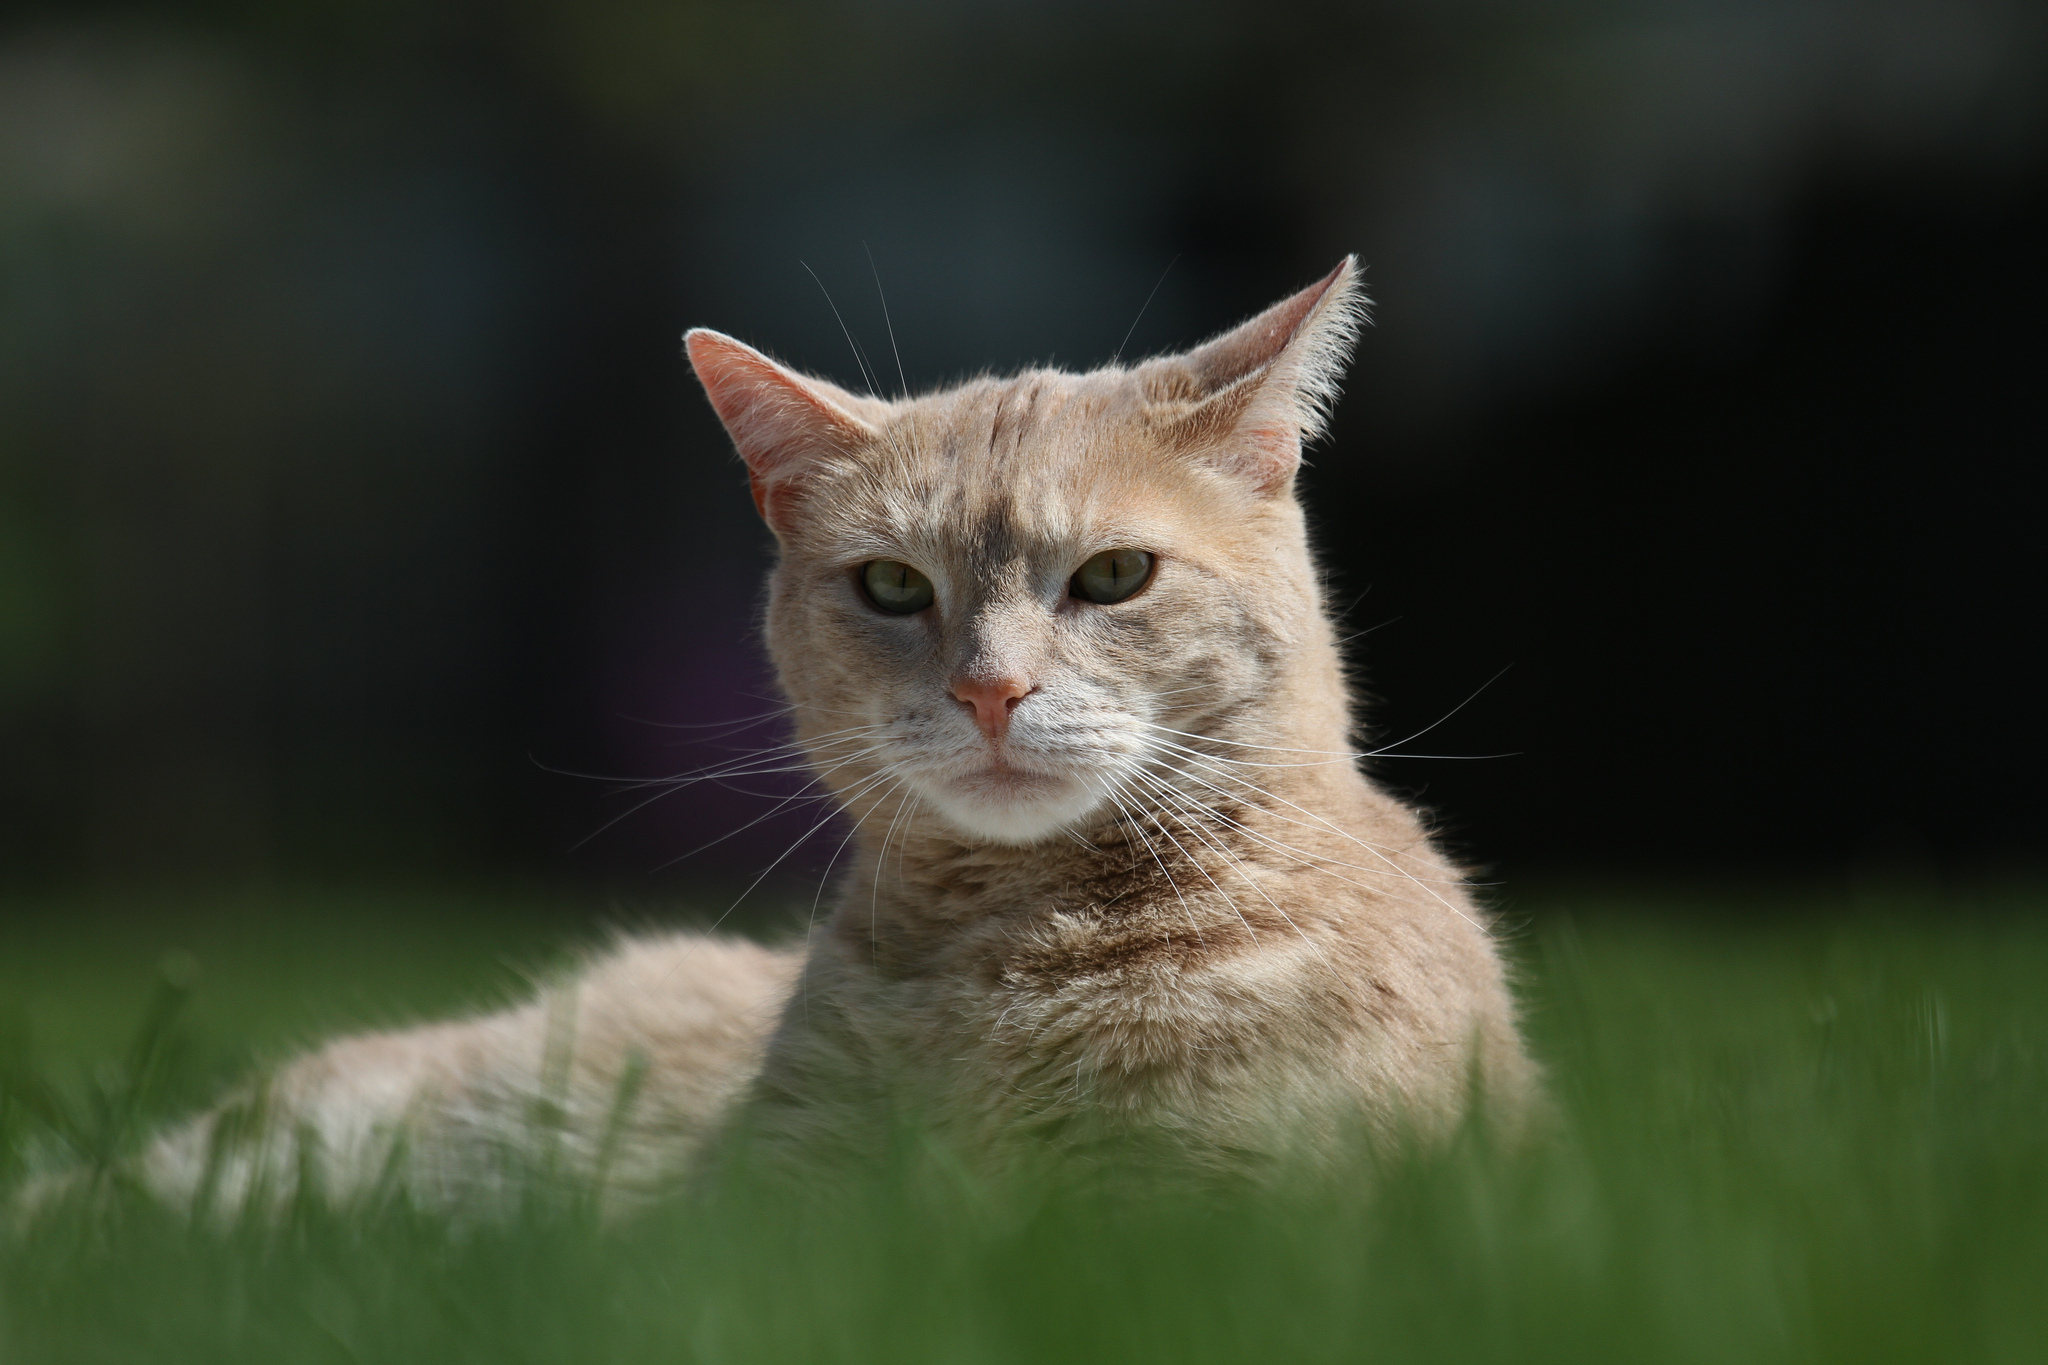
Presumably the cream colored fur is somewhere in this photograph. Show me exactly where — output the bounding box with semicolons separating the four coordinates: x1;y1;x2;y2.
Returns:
133;258;1537;1208
140;934;798;1209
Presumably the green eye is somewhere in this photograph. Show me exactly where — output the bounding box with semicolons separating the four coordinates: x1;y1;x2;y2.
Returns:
1071;548;1155;605
861;559;935;614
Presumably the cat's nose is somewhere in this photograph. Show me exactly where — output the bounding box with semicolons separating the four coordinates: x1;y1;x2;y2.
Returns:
950;675;1034;741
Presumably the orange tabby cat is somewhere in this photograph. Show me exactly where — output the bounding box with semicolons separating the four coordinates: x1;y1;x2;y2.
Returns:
138;258;1536;1209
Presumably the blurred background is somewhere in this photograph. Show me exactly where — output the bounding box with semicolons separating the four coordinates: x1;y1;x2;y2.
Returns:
2;0;2041;908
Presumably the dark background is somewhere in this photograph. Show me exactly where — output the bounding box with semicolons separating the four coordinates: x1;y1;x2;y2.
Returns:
2;0;2040;900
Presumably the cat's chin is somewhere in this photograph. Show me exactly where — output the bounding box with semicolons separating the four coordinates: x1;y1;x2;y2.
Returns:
918;767;1104;846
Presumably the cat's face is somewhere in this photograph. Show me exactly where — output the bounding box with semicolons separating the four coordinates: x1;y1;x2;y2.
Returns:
689;261;1363;846
761;381;1317;843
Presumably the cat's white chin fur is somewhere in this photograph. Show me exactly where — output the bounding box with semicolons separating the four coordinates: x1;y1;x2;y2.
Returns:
916;767;1107;845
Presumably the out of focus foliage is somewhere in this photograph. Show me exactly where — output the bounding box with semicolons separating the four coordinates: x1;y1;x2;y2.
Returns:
5;879;2047;1362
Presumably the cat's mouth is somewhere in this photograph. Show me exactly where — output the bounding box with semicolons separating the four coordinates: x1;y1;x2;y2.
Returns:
915;751;1107;845
947;753;1071;800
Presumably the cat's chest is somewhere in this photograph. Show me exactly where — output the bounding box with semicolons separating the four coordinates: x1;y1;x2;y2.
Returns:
852;906;1309;1088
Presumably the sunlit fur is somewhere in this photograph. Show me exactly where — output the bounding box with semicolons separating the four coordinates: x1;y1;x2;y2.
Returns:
706;257;1539;1183
121;259;1538;1211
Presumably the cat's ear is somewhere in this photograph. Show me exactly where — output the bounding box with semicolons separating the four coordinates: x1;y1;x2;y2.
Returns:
685;329;881;534
1152;257;1368;495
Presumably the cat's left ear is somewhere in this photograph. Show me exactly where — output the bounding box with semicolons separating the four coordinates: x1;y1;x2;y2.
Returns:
1152;257;1368;495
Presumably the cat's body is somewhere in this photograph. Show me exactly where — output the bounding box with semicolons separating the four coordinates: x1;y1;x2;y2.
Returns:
134;259;1536;1209
743;778;1524;1186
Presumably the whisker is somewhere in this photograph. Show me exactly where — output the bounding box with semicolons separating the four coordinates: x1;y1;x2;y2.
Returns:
1357;751;1521;761
537;722;893;793
1357;665;1512;758
560;738;892;852
1099;775;1205;948
649;760;896;873
1148;775;1437;916
802;259;880;397
1120;772;1261;947
1333;616;1401;648
864;241;908;399
1130;769;1344;971
1144;747;1458;878
1112;254;1179;367
742;694;874;720
608;705;795;736
1137;722;1365;760
652;765;905;989
632;758;878;865
805;775;904;1019
1139;750;1484;931
869;782;920;969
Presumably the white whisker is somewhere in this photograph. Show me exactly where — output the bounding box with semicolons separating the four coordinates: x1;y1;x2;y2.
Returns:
805;776;904;1019
653;765;904;988
576;737;892;855
1115;773;1261;948
1356;665;1512;758
868;782;920;969
1098;775;1205;948
1128;766;1339;970
1137;748;1485;932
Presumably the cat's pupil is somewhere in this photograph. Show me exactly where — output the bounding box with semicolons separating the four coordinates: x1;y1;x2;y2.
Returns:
861;559;935;614
1072;549;1154;605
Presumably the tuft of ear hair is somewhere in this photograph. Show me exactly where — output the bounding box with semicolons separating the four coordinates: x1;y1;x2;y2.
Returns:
683;329;885;534
1144;257;1369;495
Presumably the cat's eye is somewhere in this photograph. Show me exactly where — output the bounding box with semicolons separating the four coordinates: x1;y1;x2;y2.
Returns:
1071;549;1155;605
861;559;935;614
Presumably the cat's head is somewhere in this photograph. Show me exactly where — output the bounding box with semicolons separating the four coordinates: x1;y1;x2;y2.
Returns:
687;260;1365;846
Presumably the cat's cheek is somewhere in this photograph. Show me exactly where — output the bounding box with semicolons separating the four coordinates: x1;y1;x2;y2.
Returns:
843;620;941;690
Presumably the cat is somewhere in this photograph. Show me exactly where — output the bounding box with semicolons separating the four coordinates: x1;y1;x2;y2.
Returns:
131;256;1537;1211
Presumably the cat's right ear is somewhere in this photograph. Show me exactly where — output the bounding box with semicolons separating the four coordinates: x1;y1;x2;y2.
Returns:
685;329;879;535
1150;258;1368;496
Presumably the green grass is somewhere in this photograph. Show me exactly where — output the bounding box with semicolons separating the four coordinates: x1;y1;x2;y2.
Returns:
3;878;2045;1363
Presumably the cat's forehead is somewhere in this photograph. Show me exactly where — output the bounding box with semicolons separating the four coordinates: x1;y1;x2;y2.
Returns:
818;368;1208;563
906;367;1144;470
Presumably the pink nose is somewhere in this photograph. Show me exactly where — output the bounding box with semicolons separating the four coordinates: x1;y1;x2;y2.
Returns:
950;675;1033;741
